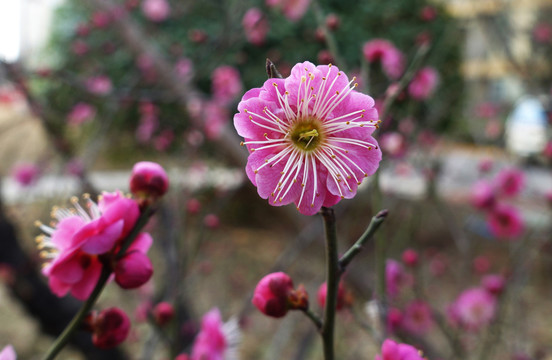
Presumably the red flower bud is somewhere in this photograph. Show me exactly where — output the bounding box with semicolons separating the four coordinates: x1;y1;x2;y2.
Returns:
91;307;130;349
115;251;153;289
130;161;169;200
252;272;308;318
317;281;352;311
401;249;419;267
153;302;175;326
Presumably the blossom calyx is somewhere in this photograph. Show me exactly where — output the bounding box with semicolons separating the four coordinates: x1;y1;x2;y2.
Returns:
129;161;169;202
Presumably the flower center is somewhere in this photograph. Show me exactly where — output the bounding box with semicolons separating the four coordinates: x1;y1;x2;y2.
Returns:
290;119;323;151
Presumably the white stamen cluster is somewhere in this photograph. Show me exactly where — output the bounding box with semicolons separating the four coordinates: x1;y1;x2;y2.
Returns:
241;65;380;209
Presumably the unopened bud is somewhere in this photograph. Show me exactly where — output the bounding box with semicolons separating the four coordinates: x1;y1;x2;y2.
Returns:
130;161;169;200
92;307;130;349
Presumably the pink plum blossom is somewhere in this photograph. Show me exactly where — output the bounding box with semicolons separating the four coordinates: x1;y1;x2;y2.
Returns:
252;272;308;317
448;287;496;331
234;61;382;215
67;102;96;125
269;0;311;22
533;23;552;43
408;67;439;100
0;345;16;360
141;0;170;22
402;300;434;335
380;132;407;158
401;249;419;267
470;180;496;210
175;58;193;78
363;39;405;79
386;259;411;298
204;101;230;140
91;307;131;349
481;274;505;296
152;302;175;326
212;66;243;104
487;203;524;239
387;308;403;333
494;168;525;197
242;8;269;46
191;308;241;360
11;163;40;187
375;339;425;360
37;192;140;300
114;233;153;289
130;161;169;199
86;75;112;95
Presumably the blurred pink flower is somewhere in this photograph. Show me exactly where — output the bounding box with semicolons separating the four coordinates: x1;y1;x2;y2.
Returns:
152;302;175;326
487;203;524;239
253;272;295;318
474;102;499;119
494;168;525;197
375;339;425;360
380;132;407;158
242;8;269;46
212;66;243;104
402;300;434;335
11;163;40;187
282;0;311;22
543;141;552;159
386;259;411;298
67;102;96;125
153;129;175;151
204;101;230;140
472;255;491;274
449;287;496;331
91;11;112;29
91;307;131;349
86;75;112;95
0;345;16;360
470;180;496;210
533;23;552;43
420;6;437;21
203;214;220;229
234;61;381;215
175;58;193;78
401;248;419;267
191;308;241;360
141;0;170;22
408;67;439;100
363;39;405;79
37;192;140;300
325;13;340;30
386;307;403;333
481;274;505;296
71;40;89;56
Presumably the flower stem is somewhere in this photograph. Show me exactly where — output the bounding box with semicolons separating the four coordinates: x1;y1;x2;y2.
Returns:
42;268;111;360
320;207;339;360
43;206;154;360
339;209;388;272
301;308;323;330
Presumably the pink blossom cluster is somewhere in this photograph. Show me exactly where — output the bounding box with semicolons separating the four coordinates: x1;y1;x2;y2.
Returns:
375;339;426;360
363;39;405;79
470;167;525;239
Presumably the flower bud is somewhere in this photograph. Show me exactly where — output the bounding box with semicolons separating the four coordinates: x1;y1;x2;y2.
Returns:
252;272;308;318
317;281;352;311
482;274;505;296
91;307;131;349
130;161;169;200
115;251;153;289
153;302;175;326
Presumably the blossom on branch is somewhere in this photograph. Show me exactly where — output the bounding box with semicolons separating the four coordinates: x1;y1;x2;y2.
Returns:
234;61;382;215
375;339;426;360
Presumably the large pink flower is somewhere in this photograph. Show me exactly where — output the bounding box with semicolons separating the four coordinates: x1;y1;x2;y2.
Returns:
375;339;425;360
234;61;382;215
190;308;241;360
37;192;140;300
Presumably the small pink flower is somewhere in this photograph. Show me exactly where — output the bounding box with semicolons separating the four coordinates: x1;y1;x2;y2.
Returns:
0;345;16;360
387;308;403;333
191;308;241;360
37;192;140;300
487;203;524;239
401;249;419;267
71;40;89;56
203;101;230;140
11;163;40;187
252;272;308;318
67;102;96;125
186;198;202;215
481;274;505;296
533;23;552;43
494;168;525;197
175;58;193;78
141;0;170;22
281;0;311;22
153;129;175;151
408;67;439;100
470;180;496;210
420;6;437;21
242;8;269;46
234;61;381;215
152;302;175;326
86;75;112;95
386;260;410;298
402;300;434;335
317;281;351;311
114;233;154;289
130;161;169;199
363;39;405;79
212;66;243;104
203;214;220;229
325;13;340;30
91;307;131;349
375;339;425;360
91;11;111;28
380;132;407;158
449;287;496;331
